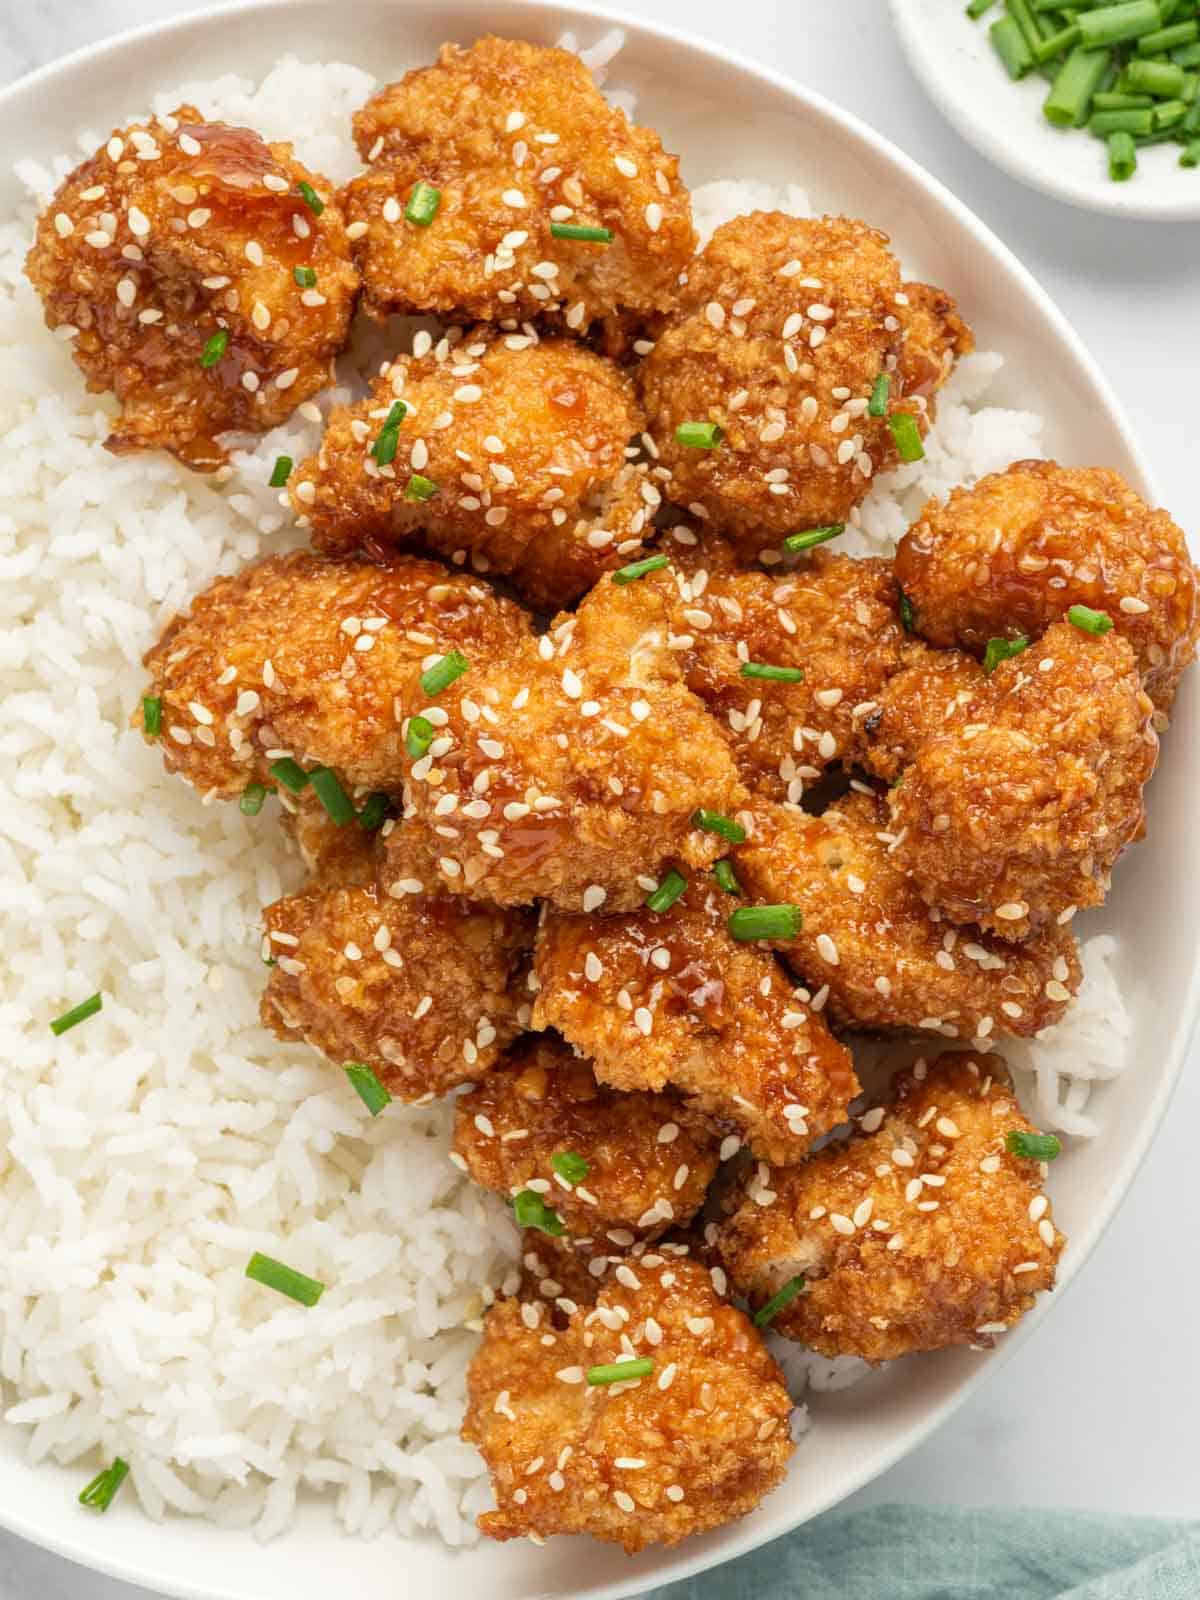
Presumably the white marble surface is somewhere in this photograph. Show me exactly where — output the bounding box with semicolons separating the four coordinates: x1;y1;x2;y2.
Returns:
2;2;1198;1595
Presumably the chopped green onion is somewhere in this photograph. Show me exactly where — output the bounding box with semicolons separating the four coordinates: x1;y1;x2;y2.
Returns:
1067;603;1114;633
345;1062;391;1116
645;869;687;913
693;809;747;844
1125;57;1186;95
1044;44;1113;125
199;329;228;368
296;180;324;216
1108;128;1139;177
1008;0;1047;52
513;1190;566;1236
887;412;925;463
729;904;802;941
713;858;742;896
78;1458;130;1513
1006;1129;1063;1160
586;1358;654;1385
1151;96;1188;127
1076;0;1162;50
1138;19;1199;51
982;635;1030;673
990;14;1037;77
369;400;407;465
966;0;998;17
50;992;102;1036
551;1151;590;1183
740;661;804;683
406;714;435;759
404;473;439;501
269;756;309;793
1092;89;1154;107
613;554;669;585
1034;21;1082;60
404;181;441;226
420;650;468;697
309;766;356;826
1174;39;1200;67
1181;136;1200;163
675;421;723;449
550;222;613;242
783;523;845;554
142;695;162;737
752;1275;806;1328
240;781;267;816
268;454;293;487
245;1252;325;1306
293;265;317;288
868;373;890;417
899;588;916;633
1089;104;1155;132
357;791;391;831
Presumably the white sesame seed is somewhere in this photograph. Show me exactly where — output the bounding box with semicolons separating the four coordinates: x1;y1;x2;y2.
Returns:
829;1213;855;1236
1119;595;1149;614
644;202;662;232
501;188;527;208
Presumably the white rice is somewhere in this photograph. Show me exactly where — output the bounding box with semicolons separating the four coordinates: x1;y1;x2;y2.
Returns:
0;44;1129;1544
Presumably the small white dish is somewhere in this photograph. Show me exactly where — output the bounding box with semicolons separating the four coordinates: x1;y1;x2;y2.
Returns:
890;0;1200;220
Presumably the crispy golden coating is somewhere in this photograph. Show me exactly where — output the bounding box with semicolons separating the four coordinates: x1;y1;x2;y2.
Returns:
344;37;695;328
516;1233;607;1320
890;622;1158;940
737;795;1082;1042
463;1253;793;1550
862;638;984;783
895;460;1200;713
896;280;975;402
390;568;745;910
638;213;969;555
139;551;530;799
291;331;649;609
717;1052;1064;1362
453;1034;719;1239
667;539;905;796
532;877;859;1166
261;832;532;1100
26;108;357;470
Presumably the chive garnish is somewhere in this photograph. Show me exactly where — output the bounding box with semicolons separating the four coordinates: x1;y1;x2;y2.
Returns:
1067;603;1114;635
645;869;687;913
50;992;102;1036
404;473;439;502
783;523;845;554
406;714;435;759
369;400;407;465
309;766;356;826
142;695;162;737
245;1252;325;1306
199;329;228;368
269;757;309;793
1077;1;1164;52
551;1151;590;1183
899;588;916;633
293;265;317;288
296;180;324;216
753;1275;806;1328
868;373;890;417
405;181;441;226
693;809;747;844
550;222;614;242
613;554;669;585
728;904;802;941
78;1457;130;1513
357;792;391;831
741;661;804;683
586;1358;654;1385
982;635;1029;674
675;421;723;449
240;782;267;816
888;412;925;463
1006;1129;1063;1161
269;454;293;487
513;1190;566;1236
713;858;742;896
420;650;468;697
345;1062;392;1116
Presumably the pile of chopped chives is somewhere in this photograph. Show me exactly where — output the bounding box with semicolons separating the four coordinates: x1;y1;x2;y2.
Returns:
970;0;1200;180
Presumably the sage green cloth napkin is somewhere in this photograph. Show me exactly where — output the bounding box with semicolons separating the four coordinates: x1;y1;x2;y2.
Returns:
647;1506;1200;1598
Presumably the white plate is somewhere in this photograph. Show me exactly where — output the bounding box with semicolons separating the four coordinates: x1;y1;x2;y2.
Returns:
891;0;1200;221
2;2;1198;1598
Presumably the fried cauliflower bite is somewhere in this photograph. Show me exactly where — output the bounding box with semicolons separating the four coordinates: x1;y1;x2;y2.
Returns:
638;213;969;555
390;568;745;911
532;877;859;1166
453;1033;719;1240
895;280;975;402
343;37;695;329
261;831;533;1101
666;538;905;796
895;460;1200;714
717;1052;1064;1363
890;622;1158;941
463;1253;794;1550
291;331;650;609
861;638;984;784
139;551;530;800
737;795;1081;1042
26;108;357;470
